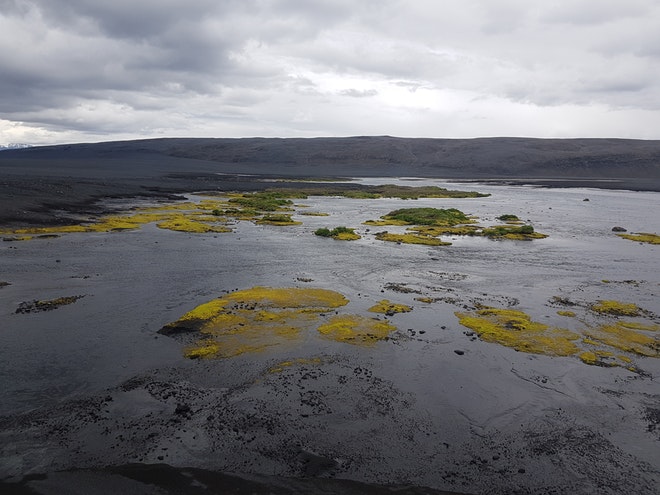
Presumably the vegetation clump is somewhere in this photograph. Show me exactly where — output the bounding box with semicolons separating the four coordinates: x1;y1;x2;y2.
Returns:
584;322;659;357
368;300;413;315
317;315;396;346
497;214;521;223
156;215;232;233
256;214;301;226
228;191;304;212
160;287;409;358
590;300;641;317
314;226;360;240
456;300;659;368
160;287;350;359
481;224;547;240
376;207;474;226
617;232;660;245
455;307;581;357
375;232;451;246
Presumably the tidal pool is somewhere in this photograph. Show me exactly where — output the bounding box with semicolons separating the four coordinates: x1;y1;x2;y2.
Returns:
1;179;659;494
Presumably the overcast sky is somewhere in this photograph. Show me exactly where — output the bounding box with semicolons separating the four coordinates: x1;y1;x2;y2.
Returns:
1;0;659;145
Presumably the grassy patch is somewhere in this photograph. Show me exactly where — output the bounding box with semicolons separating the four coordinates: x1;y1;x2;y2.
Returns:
314;226;360;240
375;232;452;246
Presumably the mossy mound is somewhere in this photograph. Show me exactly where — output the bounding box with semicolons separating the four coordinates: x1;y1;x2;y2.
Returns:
317;315;396;346
160;287;404;358
590;300;641;317
497;214;522;223
456;303;659;368
161;287;349;359
256;214;302;226
409;225;481;237
368;300;413;315
617;232;660;245
481;225;548;240
314;226;360;240
455;308;581;357
377;208;474;226
375;232;451;246
584;322;659;358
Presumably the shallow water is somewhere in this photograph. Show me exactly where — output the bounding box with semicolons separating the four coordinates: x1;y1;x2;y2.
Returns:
1;180;659;494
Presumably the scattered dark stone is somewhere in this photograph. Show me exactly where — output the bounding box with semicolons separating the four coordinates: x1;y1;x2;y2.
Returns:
583;198;590;201
15;295;85;314
0;281;10;288
612;226;627;232
492;455;500;460
518;468;526;474
174;403;191;416
454;350;465;356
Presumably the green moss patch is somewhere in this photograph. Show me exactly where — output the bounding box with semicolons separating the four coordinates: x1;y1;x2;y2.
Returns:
314;226;361;240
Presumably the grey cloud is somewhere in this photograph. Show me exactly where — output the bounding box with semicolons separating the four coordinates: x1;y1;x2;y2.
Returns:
1;0;659;142
339;89;378;98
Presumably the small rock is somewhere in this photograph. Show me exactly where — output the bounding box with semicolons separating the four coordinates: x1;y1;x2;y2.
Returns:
454;350;465;356
583;198;590;202
175;403;191;416
612;226;627;232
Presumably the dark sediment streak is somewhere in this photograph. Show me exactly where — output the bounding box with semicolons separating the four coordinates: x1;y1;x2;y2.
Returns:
1;463;469;495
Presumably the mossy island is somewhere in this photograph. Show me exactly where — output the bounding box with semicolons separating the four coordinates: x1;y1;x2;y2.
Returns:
314;226;361;240
366;207;547;245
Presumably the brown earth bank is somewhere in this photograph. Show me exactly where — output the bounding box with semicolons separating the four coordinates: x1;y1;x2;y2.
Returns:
1;136;659;225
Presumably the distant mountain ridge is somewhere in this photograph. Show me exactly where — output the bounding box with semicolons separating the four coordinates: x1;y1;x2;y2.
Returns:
1;136;659;180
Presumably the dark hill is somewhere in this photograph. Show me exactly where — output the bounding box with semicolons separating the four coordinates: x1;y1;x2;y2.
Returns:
2;136;660;179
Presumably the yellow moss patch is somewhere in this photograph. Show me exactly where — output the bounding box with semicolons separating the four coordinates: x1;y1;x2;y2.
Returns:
617;321;660;332
184;340;221;359
334;231;361;240
317;315;396;346
363;219;410;226
584;323;658;357
375;232;451;246
162;287;351;359
368;300;413;314
579;351;598;365
156;215;232;233
300;212;330;216
224;287;349;309
415;297;435;304
455;308;580;357
409;225;480;236
557;310;576;317
255;215;302;226
590;300;641;317
617;232;660;245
